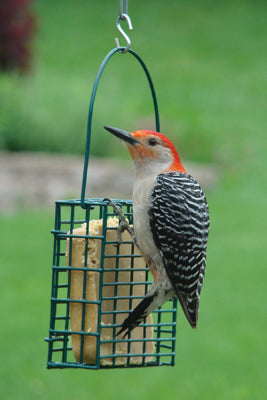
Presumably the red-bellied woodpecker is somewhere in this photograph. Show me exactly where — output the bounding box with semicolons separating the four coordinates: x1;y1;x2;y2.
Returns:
104;126;209;337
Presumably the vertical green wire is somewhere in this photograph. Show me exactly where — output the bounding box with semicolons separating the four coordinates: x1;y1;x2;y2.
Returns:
62;204;75;363
97;203;108;368
48;202;61;364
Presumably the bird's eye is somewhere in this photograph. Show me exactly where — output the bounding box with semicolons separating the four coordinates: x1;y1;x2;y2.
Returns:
148;138;158;147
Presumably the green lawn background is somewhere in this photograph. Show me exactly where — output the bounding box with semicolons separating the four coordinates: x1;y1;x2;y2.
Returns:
0;1;266;399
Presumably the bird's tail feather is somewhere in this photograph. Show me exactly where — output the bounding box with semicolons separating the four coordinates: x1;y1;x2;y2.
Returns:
177;292;199;328
116;295;154;338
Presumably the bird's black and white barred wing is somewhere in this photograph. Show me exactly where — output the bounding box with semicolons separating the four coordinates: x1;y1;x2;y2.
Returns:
148;172;209;327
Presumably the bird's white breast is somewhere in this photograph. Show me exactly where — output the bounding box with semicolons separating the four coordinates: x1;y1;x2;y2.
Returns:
132;175;166;280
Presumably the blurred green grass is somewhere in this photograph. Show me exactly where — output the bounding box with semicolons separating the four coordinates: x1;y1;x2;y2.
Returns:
0;189;266;400
0;0;266;399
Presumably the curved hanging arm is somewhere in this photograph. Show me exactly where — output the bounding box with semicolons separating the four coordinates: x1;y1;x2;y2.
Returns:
80;48;160;208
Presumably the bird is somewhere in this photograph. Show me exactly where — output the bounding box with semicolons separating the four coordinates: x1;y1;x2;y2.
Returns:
104;126;209;337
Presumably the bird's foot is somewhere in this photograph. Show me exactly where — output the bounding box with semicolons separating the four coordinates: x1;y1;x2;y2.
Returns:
104;198;139;248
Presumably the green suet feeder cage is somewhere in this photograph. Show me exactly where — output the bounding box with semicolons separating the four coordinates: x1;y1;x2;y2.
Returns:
45;3;178;370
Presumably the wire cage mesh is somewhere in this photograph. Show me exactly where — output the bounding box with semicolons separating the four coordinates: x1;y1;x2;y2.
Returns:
46;199;178;369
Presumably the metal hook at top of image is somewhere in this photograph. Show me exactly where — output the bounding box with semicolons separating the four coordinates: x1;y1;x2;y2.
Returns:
115;0;133;53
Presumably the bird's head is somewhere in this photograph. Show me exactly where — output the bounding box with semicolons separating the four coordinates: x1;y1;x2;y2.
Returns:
104;126;186;176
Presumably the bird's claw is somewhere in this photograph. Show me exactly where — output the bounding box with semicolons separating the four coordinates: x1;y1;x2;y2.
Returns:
104;198;139;248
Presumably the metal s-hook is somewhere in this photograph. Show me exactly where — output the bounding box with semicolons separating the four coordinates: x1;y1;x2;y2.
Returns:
115;14;133;52
115;0;133;53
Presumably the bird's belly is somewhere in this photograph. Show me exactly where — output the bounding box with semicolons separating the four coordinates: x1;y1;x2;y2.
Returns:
133;180;167;282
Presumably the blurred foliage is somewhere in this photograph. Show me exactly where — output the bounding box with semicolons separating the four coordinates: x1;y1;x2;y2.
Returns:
0;0;265;169
0;0;36;72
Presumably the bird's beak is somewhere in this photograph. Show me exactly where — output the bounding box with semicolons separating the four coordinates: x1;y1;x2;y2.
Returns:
104;126;140;146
